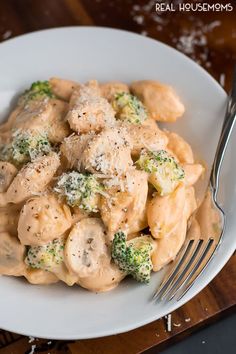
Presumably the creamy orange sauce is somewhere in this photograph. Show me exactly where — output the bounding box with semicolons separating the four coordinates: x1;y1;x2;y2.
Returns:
0;78;213;292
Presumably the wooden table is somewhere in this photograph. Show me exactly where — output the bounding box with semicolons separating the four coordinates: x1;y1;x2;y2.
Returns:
0;1;235;353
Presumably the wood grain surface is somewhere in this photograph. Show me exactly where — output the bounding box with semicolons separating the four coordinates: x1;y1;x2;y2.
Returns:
0;0;235;353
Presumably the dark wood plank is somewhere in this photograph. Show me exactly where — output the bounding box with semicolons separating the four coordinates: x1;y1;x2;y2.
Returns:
80;0;236;92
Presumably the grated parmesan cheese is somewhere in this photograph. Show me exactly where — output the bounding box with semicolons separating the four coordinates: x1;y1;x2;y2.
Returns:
165;314;172;332
67;81;116;134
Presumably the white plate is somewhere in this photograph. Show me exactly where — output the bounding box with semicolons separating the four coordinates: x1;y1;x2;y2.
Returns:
0;27;235;340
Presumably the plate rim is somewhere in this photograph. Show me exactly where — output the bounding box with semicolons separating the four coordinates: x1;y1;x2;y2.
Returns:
0;26;233;340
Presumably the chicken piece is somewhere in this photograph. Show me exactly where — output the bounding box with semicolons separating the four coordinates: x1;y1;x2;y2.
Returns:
5;96;70;143
80;127;133;175
60;133;95;170
127;231;141;241
78;263;125;292
0;99;50;136
147;183;186;238
183;163;204;186
71;207;89;224
100;81;129;102
124;121;168;156
53;264;79;286
49;77;79;101
0;232;26;276
130;80;185;122
166;131;194;164
0;152;60;206
152;215;201;273
151;217;187;271
184;186;197;220
66;80;116;134
0;107;22;133
21;99;70;143
142;117;159;130
151;187;197;271
0;162;18;192
13;97;54;133
24;268;59;285
46;99;70;143
18;194;72;246
0;205;20;236
100;169;148;238
65;218;110;278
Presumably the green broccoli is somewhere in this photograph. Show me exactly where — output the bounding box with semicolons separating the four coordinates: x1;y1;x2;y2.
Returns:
11;130;52;164
112;92;147;124
22;80;55;102
136;149;184;196
54;171;103;212
25;238;64;271
111;231;154;283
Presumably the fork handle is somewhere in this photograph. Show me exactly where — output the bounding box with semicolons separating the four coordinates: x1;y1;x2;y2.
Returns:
210;67;236;198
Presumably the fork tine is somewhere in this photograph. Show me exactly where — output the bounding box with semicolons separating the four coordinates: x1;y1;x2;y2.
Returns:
152;239;194;300
176;238;216;301
160;239;204;300
167;238;214;301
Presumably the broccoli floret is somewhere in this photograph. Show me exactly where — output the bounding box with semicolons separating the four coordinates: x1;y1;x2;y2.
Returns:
136;149;184;196
111;231;153;283
54;171;103;212
22;80;55;101
11;130;52;164
112;92;147;124
25;238;64;270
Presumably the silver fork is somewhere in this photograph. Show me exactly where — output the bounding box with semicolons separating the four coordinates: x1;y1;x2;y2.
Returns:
153;67;236;302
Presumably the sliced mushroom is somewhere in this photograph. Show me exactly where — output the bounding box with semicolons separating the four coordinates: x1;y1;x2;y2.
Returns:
18;194;72;246
65;218;109;278
100;169;148;238
147;184;186;238
100;81;129;102
49;77;79;101
0;152;60;206
0;162;18;193
130;80;185;122
0;232;26;276
80;126;133;175
66;80;116;134
166;131;194;164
